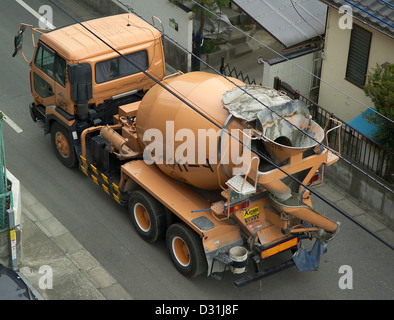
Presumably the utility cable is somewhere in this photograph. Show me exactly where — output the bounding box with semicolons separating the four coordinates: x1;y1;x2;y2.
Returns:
115;0;394;196
189;0;394;124
290;0;324;41
47;0;394;250
380;0;394;9
344;0;394;28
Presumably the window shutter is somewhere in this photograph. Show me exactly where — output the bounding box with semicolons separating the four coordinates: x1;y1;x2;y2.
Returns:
346;25;372;87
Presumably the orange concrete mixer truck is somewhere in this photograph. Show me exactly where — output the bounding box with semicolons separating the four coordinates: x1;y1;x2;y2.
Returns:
13;13;340;286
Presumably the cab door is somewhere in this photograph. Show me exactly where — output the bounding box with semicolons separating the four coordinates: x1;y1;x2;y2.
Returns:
31;42;74;116
31;42;57;107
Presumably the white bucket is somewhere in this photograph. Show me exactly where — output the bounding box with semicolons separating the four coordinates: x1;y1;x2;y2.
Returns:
229;246;248;274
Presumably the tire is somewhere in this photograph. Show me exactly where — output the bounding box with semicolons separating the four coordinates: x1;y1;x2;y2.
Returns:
129;190;166;243
166;223;207;278
50;122;76;168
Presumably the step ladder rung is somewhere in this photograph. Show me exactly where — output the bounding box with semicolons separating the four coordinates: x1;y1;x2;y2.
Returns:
226;175;256;195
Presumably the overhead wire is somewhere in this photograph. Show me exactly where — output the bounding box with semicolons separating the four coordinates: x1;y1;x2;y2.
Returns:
113;0;393;196
189;0;394;124
47;0;393;250
290;0;324;41
380;0;394;9
344;0;394;28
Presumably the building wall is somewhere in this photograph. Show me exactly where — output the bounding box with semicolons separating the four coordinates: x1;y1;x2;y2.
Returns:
111;0;194;72
318;8;394;122
262;50;320;101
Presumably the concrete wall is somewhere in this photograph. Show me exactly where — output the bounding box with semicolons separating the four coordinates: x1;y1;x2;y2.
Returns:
318;8;394;122
325;159;394;230
262;50;320;101
0;171;22;268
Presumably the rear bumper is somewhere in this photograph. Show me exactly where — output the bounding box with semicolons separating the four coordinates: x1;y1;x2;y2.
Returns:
234;259;296;287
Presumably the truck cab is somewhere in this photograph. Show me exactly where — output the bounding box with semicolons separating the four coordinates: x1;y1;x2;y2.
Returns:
27;13;165;166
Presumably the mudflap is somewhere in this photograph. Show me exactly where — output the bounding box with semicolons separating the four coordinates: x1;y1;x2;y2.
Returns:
292;239;327;272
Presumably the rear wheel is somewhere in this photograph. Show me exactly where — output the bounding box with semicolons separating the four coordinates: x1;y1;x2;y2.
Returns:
129;190;166;243
166;223;207;278
50;122;76;168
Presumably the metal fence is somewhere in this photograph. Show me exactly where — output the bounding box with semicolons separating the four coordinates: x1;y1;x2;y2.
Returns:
220;58;258;85
0;117;11;232
272;77;393;184
219;61;393;184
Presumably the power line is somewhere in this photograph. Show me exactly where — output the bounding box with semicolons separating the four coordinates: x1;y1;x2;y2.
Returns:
344;0;394;28
189;0;394;124
47;0;393;250
290;0;324;40
113;0;393;196
380;0;394;9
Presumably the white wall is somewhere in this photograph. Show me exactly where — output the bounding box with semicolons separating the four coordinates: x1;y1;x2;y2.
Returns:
114;0;194;71
262;50;318;100
6;170;21;227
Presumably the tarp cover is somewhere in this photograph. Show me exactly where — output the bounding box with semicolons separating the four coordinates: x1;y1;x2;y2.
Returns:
222;86;291;122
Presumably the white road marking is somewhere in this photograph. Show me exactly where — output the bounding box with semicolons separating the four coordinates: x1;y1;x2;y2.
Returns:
2;113;24;133
15;0;56;29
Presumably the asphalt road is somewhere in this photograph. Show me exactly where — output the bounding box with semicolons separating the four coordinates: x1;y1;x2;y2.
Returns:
1;0;393;299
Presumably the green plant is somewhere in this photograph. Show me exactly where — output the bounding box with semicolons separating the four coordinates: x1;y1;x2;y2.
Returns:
363;63;394;150
201;38;220;54
363;63;394;182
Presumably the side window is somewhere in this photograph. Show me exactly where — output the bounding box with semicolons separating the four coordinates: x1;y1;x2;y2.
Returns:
54;55;66;86
34;45;43;69
41;46;55;77
33;73;53;98
34;43;66;86
95;50;148;84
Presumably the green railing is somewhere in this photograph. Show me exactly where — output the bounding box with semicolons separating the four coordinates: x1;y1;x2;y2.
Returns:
219;60;393;185
0;115;12;232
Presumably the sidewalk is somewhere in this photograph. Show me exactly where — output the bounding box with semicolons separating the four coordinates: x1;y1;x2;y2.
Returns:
313;180;394;247
18;185;133;300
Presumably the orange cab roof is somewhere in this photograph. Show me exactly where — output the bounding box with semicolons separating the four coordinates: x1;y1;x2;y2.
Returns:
39;13;162;61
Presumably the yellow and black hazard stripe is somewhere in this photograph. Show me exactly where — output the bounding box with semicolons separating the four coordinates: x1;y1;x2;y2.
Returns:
79;155;125;206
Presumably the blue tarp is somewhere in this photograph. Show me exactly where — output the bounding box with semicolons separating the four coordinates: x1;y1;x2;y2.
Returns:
293;240;327;272
348;109;379;140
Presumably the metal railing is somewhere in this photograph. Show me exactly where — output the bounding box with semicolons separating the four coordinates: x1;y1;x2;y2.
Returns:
219;61;393;184
0;118;10;232
220;57;257;85
272;77;393;184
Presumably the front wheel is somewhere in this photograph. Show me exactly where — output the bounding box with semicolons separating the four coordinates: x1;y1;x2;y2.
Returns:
166;223;207;278
50;122;76;168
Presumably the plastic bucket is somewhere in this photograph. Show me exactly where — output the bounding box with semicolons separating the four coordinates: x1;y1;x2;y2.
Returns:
229;246;248;274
